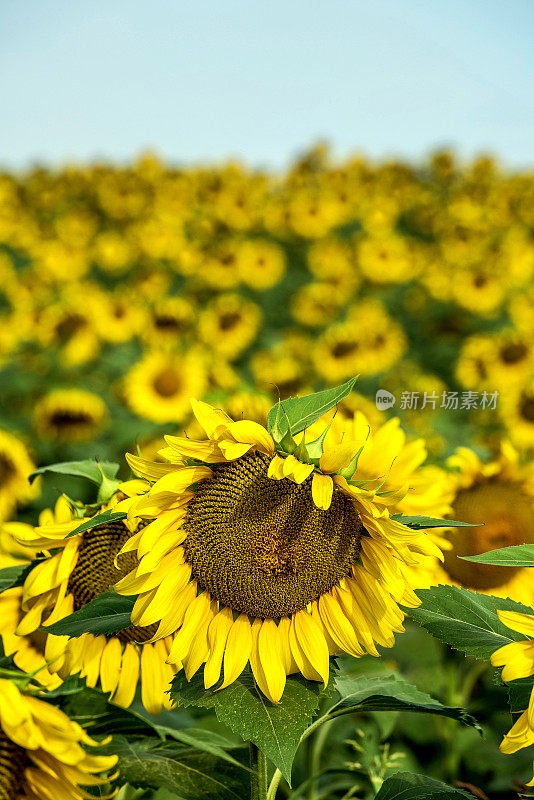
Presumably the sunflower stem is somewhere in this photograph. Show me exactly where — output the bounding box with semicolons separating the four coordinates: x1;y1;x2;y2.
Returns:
249;742;268;800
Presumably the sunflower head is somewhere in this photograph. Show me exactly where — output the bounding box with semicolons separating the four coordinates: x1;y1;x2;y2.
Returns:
117;392;443;703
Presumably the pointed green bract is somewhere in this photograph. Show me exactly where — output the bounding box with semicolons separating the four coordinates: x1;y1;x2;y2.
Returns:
29;459;120;486
460;543;534;567
64;509;127;539
44;589;136;636
391;515;481;530
0;563;32;593
267;377;358;440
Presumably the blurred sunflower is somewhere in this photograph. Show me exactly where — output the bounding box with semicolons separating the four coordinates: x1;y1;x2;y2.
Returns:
38;287;101;367
307;238;359;300
451;265;506;315
313;301;406;381
0;678;118;799
431;444;534;603
15;490;176;714
236;239;286;290
290;282;343;328
198;293;261;359
115;398;442;703
357;233;417;284
500;380;534;451
142;297;196;348
33;389;108;443
0;430;37;522
123;350;207;424
455;335;494;390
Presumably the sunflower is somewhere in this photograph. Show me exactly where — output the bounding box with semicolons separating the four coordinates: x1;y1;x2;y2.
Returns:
198;293;262;360
500;380;534;451
0;430;37;522
123;350;207;424
0;678;118;799
490;609;534;774
14;490;177;715
428;444;534;603
142;297;196;348
115;398;442;704
357;233;418;284
313;301;406;382
33;389;108;443
236;239;286;290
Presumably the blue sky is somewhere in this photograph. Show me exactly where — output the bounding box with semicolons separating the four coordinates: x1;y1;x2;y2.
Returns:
1;0;533;168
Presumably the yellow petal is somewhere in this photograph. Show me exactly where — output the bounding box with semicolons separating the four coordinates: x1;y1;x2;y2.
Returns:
267;455;285;480
224;421;274;455
99;638;123;695
257;619;286;703
293;610;330;686
219;614;252;689
311;473;333;510
204;607;234;689
190;399;232;438
497;610;534;639
319;443;358;474
112;643;140;708
282;455;314;484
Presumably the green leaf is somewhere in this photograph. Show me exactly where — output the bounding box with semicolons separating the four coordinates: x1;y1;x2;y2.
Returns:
103;736;247;800
391;515;480;530
333;673;480;730
375;772;472;799
460;543;534;567
44;589;135;636
65;509;127;539
410;586;531;660
267;377;358;439
507;676;534;713
29;459;119;486
170;669;325;784
0;563;31;592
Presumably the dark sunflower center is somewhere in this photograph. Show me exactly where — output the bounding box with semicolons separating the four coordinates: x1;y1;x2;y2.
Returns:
0;455;14;484
443;481;534;590
183;452;363;618
332;340;359;359
67;521;156;643
500;343;528;364
219;312;241;331
0;730;27;800
56;314;86;340
520;396;534;423
49;411;93;429
154;314;181;331
153;369;181;398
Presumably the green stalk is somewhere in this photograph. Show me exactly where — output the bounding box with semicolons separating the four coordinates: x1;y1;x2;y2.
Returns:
249;742;268;800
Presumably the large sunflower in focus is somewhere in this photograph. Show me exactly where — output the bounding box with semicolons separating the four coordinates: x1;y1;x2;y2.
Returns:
115;398;443;703
0;678;117;800
430;444;534;604
14;491;176;714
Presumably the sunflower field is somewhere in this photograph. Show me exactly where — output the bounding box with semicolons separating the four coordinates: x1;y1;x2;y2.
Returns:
1;147;534;800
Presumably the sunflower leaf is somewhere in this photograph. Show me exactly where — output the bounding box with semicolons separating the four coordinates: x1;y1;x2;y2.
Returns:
170;669;325;784
375;772;472;799
391;515;480;529
460;543;534;567
267;377;358;438
100;736;247;800
332;673;480;730
0;563;33;593
64;509;127;539
410;586;532;660
43;589;136;636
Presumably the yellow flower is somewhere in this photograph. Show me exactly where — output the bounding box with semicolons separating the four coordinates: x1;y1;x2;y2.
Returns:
491;609;534;779
33;389;108;443
116;399;442;704
236;239;286;290
142;297;197;348
0;430;37;522
429;444;534;603
14;492;176;715
357;233;418;284
500;380;534;451
123;350;207;424
0;678;118;799
313;301;406;381
198;293;261;359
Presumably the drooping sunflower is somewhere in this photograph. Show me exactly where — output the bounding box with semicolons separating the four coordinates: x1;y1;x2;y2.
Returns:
0;430;37;522
0;677;118;799
123;350;207;424
33;389;108;443
114;398;443;704
14;490;176;715
428;444;534;603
